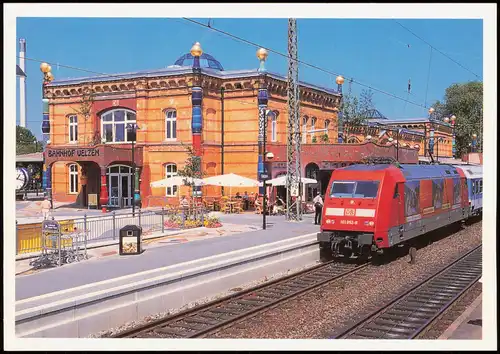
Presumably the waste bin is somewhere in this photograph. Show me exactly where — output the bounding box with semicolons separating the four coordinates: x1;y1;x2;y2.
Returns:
119;225;143;255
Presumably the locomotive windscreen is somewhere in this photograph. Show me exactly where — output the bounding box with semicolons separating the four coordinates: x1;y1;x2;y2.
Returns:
330;181;380;199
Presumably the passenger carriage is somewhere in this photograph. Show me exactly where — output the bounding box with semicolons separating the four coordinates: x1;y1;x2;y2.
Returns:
454;164;483;216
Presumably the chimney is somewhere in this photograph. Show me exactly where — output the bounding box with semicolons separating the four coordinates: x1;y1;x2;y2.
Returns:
19;38;27;128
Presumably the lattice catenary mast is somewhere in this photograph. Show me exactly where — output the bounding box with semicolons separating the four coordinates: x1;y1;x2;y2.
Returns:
286;18;302;221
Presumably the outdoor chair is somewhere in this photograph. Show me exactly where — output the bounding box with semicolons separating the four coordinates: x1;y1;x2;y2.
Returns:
233;201;244;214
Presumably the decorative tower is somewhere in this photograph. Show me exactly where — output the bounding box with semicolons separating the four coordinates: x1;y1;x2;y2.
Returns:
428;107;435;158
40;62;54;201
256;48;269;195
336;75;345;143
19;39;27;128
190;42;203;157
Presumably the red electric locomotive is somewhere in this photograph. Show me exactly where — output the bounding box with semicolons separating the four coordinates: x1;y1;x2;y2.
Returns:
317;163;469;259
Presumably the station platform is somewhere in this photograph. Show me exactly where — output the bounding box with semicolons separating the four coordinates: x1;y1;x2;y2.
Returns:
439;293;482;340
15;213;319;301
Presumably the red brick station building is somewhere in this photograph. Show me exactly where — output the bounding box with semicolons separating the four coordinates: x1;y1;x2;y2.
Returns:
41;43;451;209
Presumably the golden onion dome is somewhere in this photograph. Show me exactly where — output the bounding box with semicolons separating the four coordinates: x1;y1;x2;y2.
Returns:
190;42;203;57
256;48;268;61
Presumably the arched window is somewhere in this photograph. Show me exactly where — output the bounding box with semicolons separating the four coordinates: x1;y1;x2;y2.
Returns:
324;120;330;132
68;115;78;143
271;112;277;142
101;109;137;143
311;117;317;138
165;110;177;140
302;116;308;143
69;164;79;194
165;164;178;196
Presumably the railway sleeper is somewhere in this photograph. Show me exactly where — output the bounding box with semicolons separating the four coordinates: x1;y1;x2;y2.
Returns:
363;322;415;334
404;296;448;305
209;307;241;315
183;316;219;326
198;312;230;321
412;290;455;299
155;327;191;337
173;321;206;331
372;318;422;329
400;301;442;309
387;309;432;318
354;328;406;339
379;314;427;324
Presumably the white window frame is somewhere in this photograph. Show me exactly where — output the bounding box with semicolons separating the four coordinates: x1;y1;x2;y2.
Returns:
271;113;277;142
165;109;177;141
100;109;137;144
302;117;308;144
165;164;178;196
310;117;317;138
69;164;79;194
69;115;78;143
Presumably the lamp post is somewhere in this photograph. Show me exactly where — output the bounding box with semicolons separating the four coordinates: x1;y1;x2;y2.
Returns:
126;123;140;216
436;137;444;163
261;110;275;230
40;63;54;207
336;75;345;143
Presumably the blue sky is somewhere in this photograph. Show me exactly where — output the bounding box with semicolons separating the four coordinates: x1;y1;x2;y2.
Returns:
16;18;483;139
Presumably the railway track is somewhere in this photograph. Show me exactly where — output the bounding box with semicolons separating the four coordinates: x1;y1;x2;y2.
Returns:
114;260;368;338
333;245;482;340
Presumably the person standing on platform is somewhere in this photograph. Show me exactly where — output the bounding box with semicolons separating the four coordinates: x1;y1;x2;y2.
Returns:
242;191;249;211
313;192;324;225
41;197;51;220
180;195;190;220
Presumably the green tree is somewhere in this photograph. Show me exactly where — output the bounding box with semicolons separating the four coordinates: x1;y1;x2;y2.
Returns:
431;81;483;156
177;144;205;197
342;88;375;141
16;126;44;155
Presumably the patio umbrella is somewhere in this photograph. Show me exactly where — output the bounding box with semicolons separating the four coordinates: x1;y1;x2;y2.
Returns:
202;173;259;197
150;176;204;188
260;175;317;187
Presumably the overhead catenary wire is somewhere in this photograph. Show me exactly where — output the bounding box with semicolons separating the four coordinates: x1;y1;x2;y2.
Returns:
19;54;480;129
181;17;430;110
393;20;481;80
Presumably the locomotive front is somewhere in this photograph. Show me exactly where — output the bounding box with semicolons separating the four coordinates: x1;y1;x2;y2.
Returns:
317;165;395;259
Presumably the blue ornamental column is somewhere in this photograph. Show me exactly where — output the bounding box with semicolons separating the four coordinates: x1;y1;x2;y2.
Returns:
256;48;269;195
336;75;345;143
427;107;435;160
190;42;203;157
40;63;54;203
450;115;456;157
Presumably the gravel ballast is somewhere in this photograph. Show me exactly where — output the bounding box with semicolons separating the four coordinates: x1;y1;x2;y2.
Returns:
209;221;482;339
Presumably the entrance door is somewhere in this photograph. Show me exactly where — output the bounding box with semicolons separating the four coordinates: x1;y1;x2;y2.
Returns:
108;170;132;208
109;174;120;207
121;174;131;207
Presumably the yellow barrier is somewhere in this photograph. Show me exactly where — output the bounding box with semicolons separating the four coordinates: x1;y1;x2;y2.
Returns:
17;220;75;254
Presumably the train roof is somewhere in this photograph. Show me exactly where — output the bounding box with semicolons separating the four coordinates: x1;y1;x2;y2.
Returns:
454;165;483;178
340;163;461;179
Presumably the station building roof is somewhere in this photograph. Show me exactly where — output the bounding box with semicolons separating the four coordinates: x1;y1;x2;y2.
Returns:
47;51;341;97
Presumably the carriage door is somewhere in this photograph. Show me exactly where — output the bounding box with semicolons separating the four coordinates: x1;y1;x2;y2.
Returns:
393;183;405;237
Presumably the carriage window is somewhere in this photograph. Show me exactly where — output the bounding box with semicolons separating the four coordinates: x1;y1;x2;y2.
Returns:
331;182;355;197
472;181;476;194
393;184;399;198
479;180;483;193
445;170;451;174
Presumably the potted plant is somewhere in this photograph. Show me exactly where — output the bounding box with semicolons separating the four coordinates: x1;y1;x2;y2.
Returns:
321;133;329;143
312;136;317;143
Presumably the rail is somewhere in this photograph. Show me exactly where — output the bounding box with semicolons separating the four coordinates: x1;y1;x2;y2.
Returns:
113;260;369;338
333;245;482;339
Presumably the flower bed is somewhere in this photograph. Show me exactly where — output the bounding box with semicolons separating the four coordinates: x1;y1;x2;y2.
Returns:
163;215;222;230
